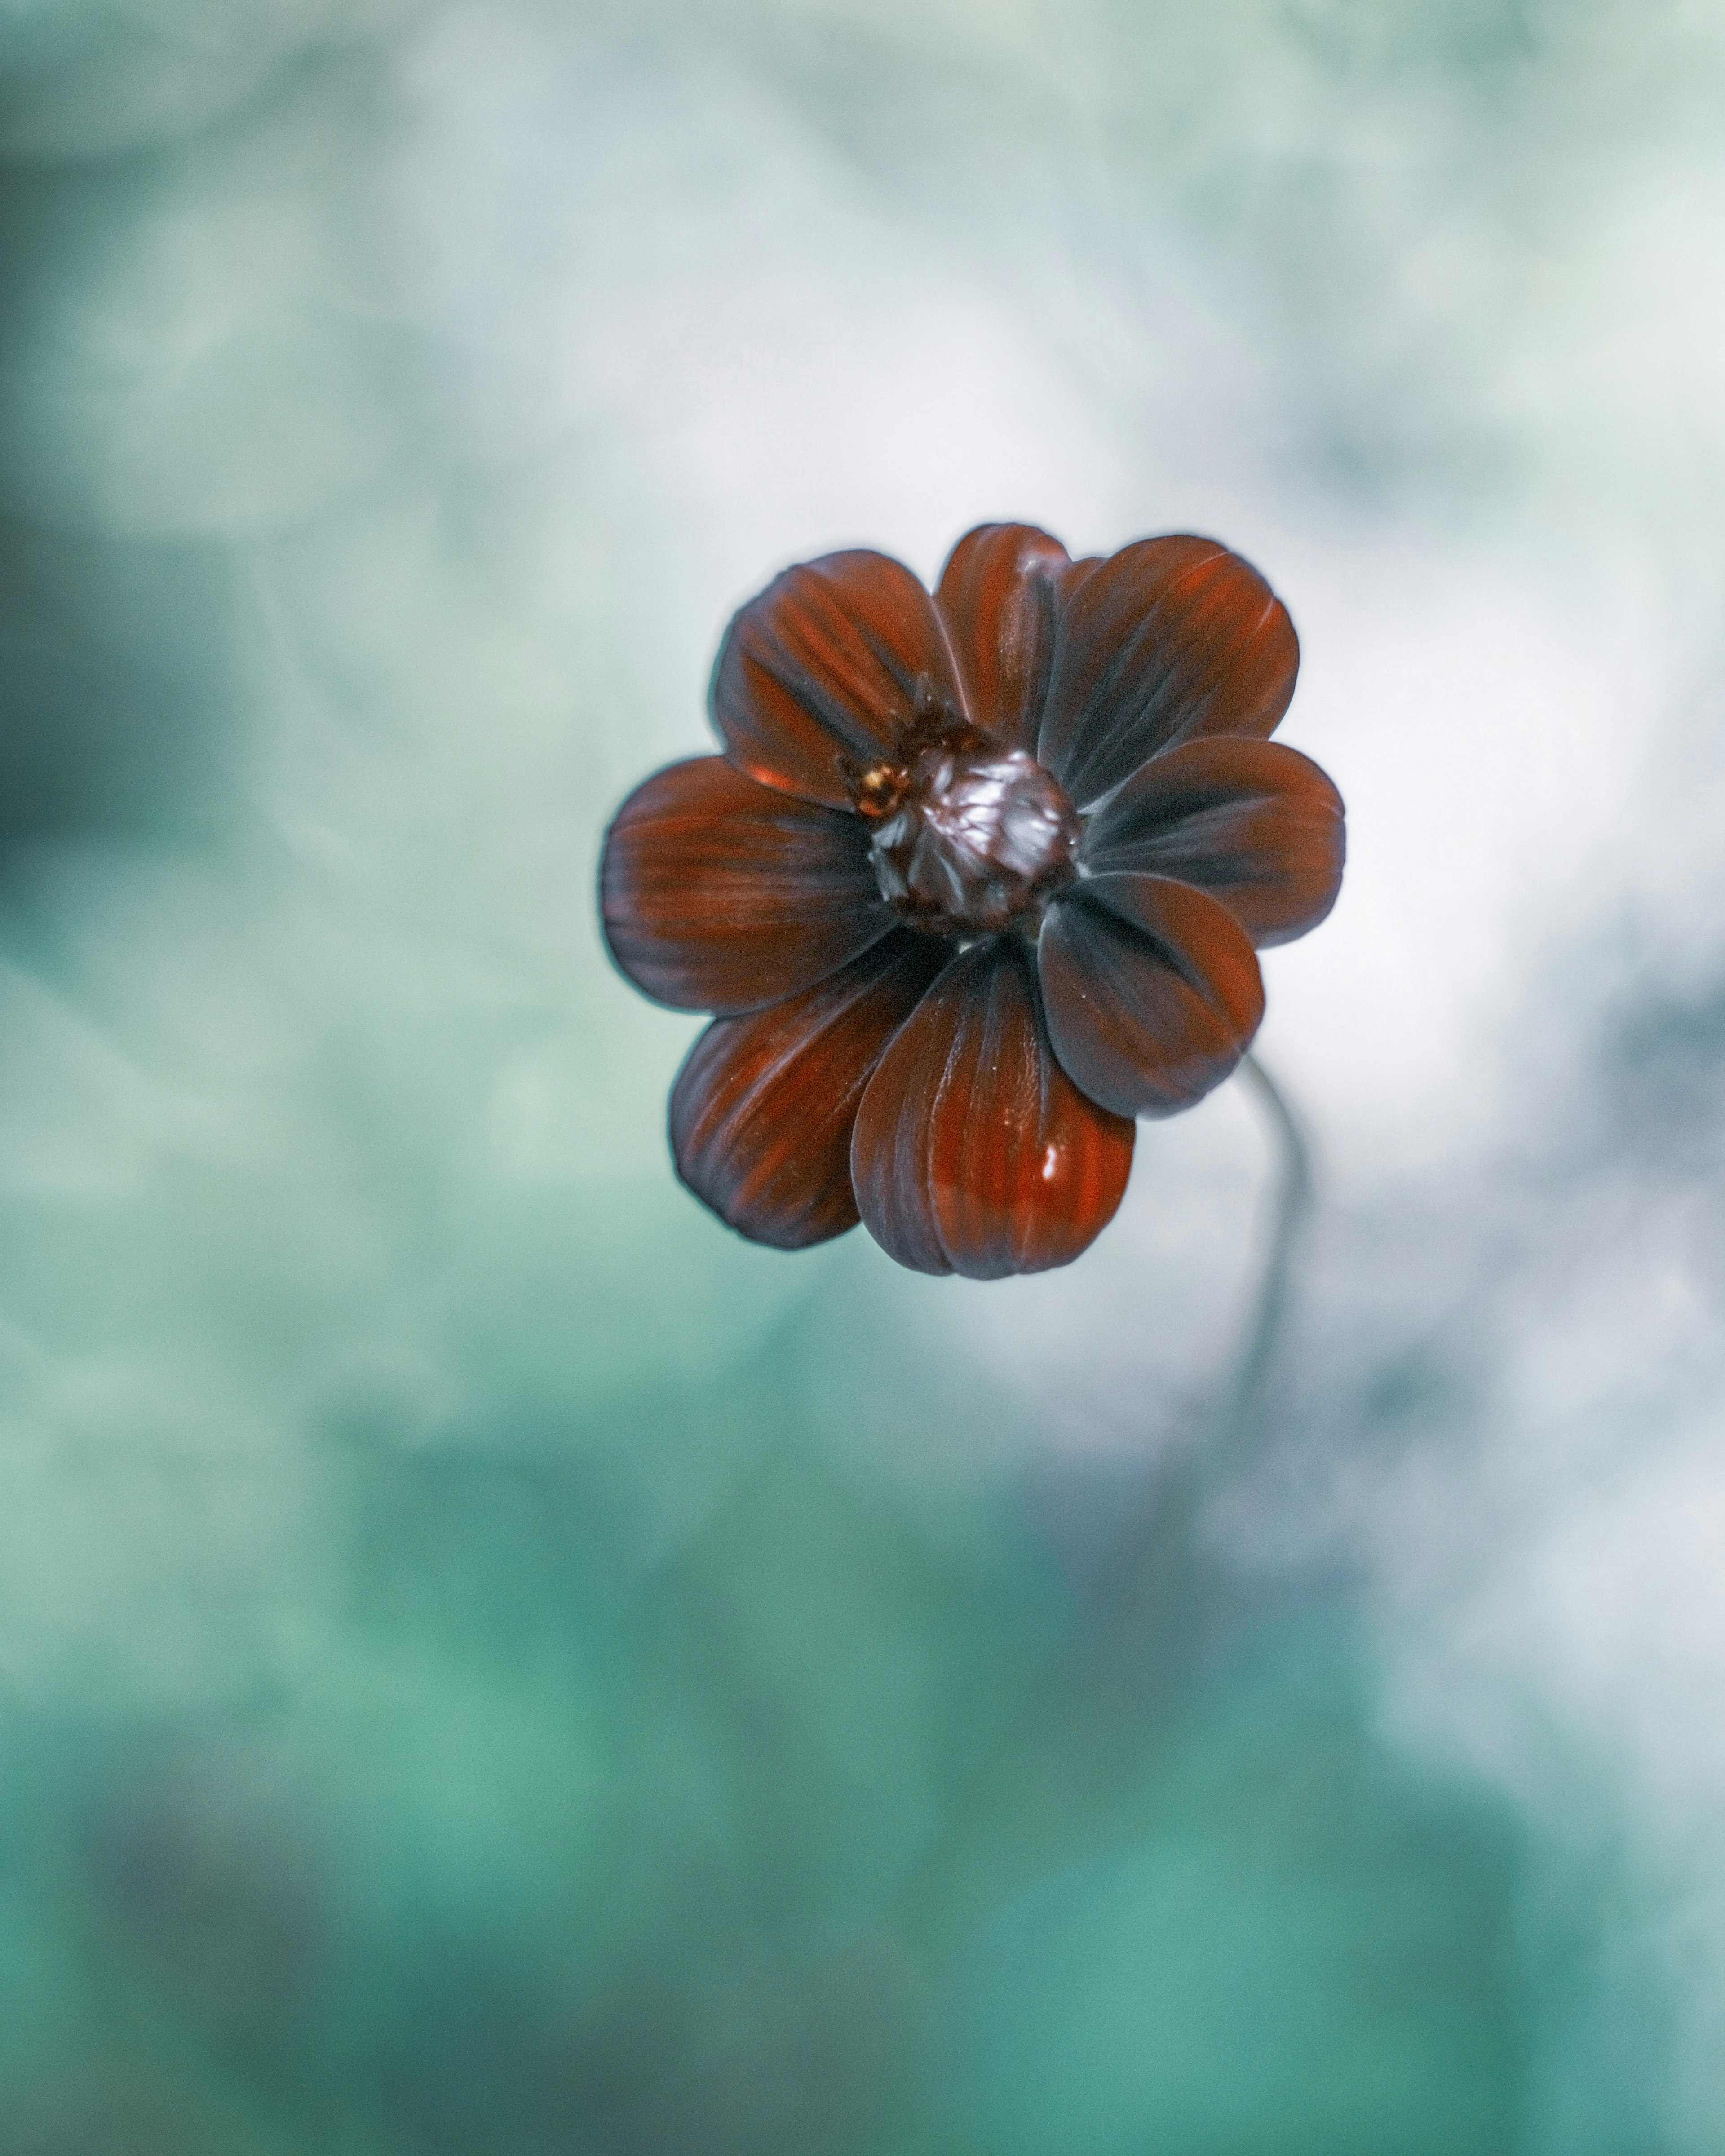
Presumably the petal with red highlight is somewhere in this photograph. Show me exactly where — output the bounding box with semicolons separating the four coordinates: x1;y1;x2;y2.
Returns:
1039;877;1264;1118
850;939;1135;1278
712;550;964;809
1081;737;1345;947
670;932;947;1250
601;755;892;1014
934;522;1070;752
1038;537;1299;808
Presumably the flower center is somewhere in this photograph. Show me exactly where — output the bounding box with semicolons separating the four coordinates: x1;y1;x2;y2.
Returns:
851;730;1080;936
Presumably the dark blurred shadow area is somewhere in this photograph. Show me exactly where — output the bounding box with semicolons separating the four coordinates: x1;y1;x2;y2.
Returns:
0;510;239;853
0;0;1721;2151
0;98;234;853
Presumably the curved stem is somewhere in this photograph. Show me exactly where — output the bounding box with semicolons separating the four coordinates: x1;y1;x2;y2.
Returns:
894;1054;1317;1943
1212;1051;1314;1467
1101;1050;1312;1637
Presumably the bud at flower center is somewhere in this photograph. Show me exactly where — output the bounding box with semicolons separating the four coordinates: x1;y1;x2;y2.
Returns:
862;744;1080;935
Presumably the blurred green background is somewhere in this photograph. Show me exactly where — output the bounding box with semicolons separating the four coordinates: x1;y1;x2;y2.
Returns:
2;0;1724;2148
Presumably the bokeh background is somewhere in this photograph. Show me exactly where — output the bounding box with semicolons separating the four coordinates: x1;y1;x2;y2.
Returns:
1;0;1724;2148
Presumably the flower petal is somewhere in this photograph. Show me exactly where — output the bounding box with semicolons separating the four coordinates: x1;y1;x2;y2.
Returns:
712;549;964;808
850;938;1135;1278
1038;536;1299;808
600;755;892;1014
1081;737;1345;947
934;522;1070;751
670;931;947;1249
1038;877;1264;1118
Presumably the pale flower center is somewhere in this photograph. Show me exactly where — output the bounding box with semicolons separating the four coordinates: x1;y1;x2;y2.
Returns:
862;744;1080;935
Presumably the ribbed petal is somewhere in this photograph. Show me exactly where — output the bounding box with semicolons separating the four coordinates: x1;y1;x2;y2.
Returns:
850;938;1135;1278
934;522;1070;752
600;755;891;1014
670;932;948;1250
712;549;964;808
1081;737;1345;948
1038;536;1299;808
1039;877;1264;1118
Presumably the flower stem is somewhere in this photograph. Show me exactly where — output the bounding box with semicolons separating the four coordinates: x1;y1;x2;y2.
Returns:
895;1052;1317;1945
1212;1049;1313;1464
1086;1048;1313;1654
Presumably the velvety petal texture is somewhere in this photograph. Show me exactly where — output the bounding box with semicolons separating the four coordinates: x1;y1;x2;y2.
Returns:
1039;876;1265;1118
850;939;1135;1279
670;932;947;1250
1038;537;1299;808
605;518;1338;1277
712;550;964;808
1081;737;1345;947
934;522;1070;752
601;756;891;1013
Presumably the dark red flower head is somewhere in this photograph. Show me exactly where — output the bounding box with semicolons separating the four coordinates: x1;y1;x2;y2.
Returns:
600;523;1344;1278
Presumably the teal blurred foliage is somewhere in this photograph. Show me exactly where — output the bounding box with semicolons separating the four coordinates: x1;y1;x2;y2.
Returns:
0;1323;1534;2153
0;0;1718;2148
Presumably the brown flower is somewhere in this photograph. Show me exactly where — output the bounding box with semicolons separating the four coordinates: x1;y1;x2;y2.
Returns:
600;523;1344;1277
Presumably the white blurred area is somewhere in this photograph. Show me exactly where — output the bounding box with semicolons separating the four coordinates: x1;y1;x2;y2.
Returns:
3;0;1725;2138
